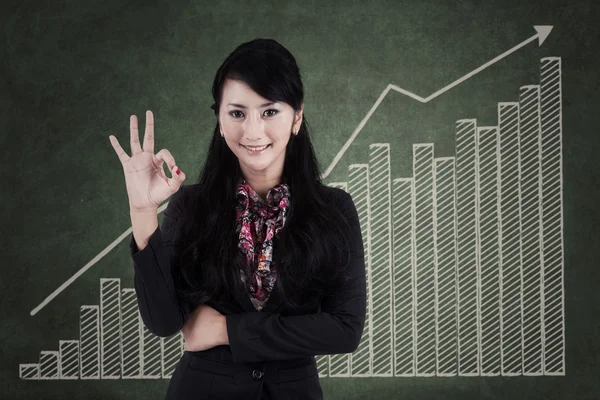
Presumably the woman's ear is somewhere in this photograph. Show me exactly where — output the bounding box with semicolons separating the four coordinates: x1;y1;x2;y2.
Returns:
293;104;304;132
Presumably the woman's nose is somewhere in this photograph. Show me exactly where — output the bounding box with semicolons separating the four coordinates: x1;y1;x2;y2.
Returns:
243;114;265;138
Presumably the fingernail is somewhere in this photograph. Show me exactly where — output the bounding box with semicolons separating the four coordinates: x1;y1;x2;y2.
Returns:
176;167;181;175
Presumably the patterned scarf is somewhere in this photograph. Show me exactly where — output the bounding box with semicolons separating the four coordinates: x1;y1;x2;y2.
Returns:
235;178;291;311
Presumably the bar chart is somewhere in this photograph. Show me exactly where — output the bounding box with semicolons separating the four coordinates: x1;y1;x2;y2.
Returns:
317;56;564;377
19;279;184;380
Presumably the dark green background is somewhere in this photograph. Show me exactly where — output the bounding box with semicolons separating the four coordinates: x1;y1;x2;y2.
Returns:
2;0;599;399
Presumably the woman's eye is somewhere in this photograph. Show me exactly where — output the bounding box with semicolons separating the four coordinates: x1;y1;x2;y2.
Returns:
229;109;278;118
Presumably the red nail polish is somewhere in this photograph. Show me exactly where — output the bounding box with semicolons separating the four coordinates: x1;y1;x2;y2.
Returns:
176;168;181;175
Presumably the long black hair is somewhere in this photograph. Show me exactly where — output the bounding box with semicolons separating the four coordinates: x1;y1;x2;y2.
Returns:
175;38;353;310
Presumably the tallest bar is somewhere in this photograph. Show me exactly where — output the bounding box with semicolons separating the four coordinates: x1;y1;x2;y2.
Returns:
539;57;565;375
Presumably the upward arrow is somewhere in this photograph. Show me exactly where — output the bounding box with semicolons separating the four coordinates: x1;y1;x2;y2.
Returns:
418;25;553;102
321;25;553;179
535;25;553;46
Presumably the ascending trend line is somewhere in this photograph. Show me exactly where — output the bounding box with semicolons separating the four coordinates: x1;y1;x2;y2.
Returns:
31;25;552;316
29;201;170;316
320;25;552;180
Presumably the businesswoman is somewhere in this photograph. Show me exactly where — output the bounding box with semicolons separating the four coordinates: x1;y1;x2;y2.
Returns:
109;38;367;400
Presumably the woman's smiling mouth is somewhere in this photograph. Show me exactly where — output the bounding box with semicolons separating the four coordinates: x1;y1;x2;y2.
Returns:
241;144;272;153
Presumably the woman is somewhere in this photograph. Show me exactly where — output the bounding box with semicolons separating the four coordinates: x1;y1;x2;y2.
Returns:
109;38;367;400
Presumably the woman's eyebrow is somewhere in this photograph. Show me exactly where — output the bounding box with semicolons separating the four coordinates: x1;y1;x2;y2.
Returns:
227;102;277;108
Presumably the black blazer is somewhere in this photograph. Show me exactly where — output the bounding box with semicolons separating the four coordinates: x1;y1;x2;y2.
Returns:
129;183;367;400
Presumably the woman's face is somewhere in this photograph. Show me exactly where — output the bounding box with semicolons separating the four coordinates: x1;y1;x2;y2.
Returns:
218;79;303;181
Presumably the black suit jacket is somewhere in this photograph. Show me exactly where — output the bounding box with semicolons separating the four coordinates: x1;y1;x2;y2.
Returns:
129;183;367;400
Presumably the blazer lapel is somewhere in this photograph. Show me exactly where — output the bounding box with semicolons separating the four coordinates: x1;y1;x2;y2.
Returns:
236;289;256;313
261;283;285;313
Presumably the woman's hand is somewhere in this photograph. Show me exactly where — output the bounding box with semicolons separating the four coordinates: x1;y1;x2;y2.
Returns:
181;304;229;352
109;110;186;212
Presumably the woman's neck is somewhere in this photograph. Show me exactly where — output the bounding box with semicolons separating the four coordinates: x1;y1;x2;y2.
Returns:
241;176;284;200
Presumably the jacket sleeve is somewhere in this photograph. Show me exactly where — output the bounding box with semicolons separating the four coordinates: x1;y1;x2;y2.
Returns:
129;185;194;337
225;190;367;364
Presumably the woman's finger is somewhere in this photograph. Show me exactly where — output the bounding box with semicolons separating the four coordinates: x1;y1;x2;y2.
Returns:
166;164;185;190
130;115;142;155
143;110;155;154
156;149;185;190
155;149;176;174
108;135;130;165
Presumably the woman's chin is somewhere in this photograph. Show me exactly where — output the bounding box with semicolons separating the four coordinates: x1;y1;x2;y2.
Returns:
240;158;271;171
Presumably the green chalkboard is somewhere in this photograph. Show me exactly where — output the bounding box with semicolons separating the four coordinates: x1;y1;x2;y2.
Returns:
3;0;599;399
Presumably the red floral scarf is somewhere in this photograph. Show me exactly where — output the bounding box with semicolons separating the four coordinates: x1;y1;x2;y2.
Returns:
235;178;291;311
